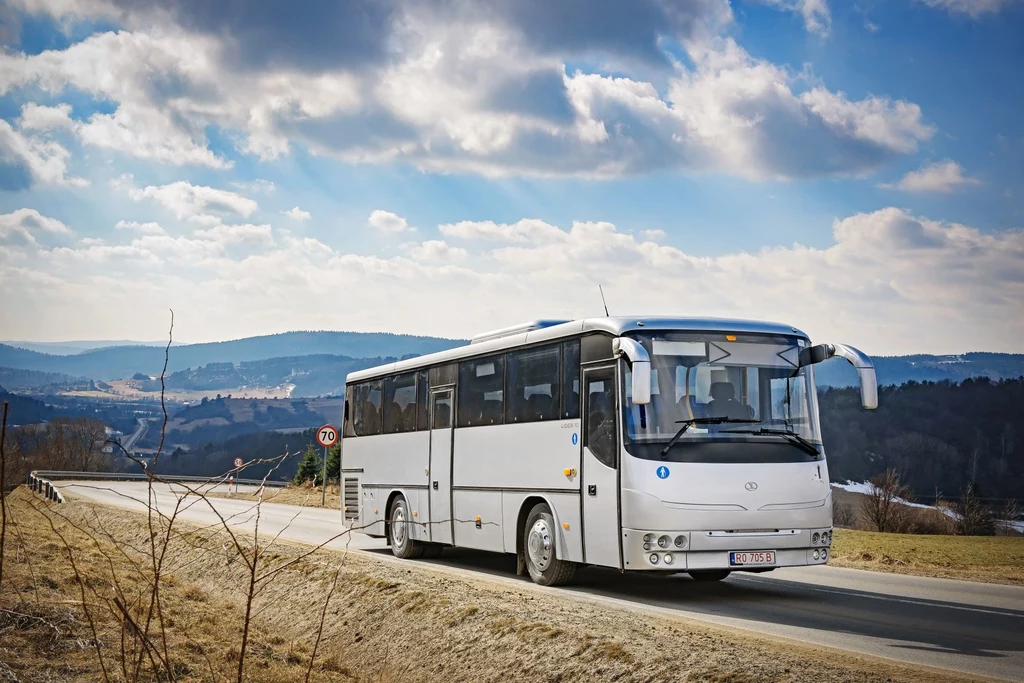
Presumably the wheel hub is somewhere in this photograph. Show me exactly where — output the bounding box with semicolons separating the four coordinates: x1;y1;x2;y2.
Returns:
392;505;407;547
527;519;552;571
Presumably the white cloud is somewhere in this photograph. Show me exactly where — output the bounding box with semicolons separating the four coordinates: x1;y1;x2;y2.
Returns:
0;4;932;181
193;223;275;247
127;181;259;221
642;229;666;240
879;160;981;193
408;240;468;262
919;0;1019;19
5;206;1021;354
761;1;832;36
231;179;276;193
0;208;71;245
368;210;411;234
440;218;567;243
283;206;311;221
115;220;165;235
0;119;87;188
18;102;76;131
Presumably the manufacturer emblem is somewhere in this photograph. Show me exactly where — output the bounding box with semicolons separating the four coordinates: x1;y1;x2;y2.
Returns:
744;482;758;491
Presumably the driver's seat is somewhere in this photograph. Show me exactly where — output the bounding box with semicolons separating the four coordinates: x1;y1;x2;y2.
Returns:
706;382;753;420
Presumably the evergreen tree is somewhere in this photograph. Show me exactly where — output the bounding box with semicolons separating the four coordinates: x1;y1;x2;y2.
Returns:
326;444;341;482
293;444;321;485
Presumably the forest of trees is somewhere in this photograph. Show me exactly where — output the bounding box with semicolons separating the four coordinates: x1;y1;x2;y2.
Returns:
820;377;1023;502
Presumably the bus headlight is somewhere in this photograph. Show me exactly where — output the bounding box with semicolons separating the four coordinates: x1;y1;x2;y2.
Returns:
821;549;828;561
657;535;670;548
644;534;653;543
674;535;686;548
649;554;660;565
813;549;820;560
663;553;674;565
822;531;830;544
812;532;820;545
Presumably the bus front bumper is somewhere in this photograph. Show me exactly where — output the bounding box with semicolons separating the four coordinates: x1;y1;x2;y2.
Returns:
621;527;833;571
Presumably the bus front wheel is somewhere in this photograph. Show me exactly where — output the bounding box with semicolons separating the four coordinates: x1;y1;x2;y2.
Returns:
389;495;424;559
523;504;576;586
688;570;730;582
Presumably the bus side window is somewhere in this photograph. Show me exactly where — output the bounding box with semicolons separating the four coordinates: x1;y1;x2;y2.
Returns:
383;373;416;434
416;370;428;430
506;344;560;423
343;385;355;437
585;372;617;468
458;355;504;427
353;380;383;436
562;340;580;419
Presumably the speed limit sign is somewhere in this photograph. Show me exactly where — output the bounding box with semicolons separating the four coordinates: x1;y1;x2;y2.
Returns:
233;457;243;467
316;425;338;447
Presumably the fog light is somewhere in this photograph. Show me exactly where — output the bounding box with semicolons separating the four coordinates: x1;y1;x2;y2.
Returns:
643;543;651;551
674;535;686;548
821;549;828;561
649;554;660;565
658;535;670;548
823;531;830;544
643;533;653;542
663;553;674;565
812;532;820;545
813;549;820;560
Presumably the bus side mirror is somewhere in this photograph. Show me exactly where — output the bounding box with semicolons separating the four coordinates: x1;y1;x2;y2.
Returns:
612;337;651;405
631;361;651;405
800;343;878;410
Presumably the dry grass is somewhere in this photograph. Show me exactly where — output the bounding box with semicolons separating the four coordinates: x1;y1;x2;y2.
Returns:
0;487;989;683
830;528;1024;585
208;482;341;509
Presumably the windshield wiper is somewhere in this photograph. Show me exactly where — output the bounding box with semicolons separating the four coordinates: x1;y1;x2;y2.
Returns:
722;428;820;457
660;417;760;459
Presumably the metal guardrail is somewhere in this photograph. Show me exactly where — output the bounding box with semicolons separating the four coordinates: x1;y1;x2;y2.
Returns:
27;470;290;500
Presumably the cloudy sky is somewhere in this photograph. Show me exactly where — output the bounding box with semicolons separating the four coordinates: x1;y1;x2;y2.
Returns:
0;0;1021;354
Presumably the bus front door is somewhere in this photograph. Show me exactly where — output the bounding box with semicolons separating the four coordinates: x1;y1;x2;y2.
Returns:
581;365;621;569
428;388;454;545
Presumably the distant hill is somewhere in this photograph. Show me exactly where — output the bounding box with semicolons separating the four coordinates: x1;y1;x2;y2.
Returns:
0;366;95;392
814;352;1024;388
0;331;465;380
1;340;178;356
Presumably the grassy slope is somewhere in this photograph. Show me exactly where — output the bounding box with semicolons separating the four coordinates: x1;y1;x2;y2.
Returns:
2;488;986;683
830;529;1024;585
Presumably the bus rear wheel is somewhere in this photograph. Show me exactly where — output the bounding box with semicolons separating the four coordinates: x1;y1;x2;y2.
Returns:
523;504;576;586
688;569;730;582
389;495;424;559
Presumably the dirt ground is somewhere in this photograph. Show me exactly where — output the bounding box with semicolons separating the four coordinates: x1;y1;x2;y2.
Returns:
208;483;342;509
1;487;990;683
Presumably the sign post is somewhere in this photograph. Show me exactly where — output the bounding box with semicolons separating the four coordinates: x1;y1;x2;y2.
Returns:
233;457;243;493
316;425;338;507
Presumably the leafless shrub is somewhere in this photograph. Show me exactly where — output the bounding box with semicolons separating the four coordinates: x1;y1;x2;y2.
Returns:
832;496;854;528
997;499;1021;535
951;484;996;536
861;468;915;533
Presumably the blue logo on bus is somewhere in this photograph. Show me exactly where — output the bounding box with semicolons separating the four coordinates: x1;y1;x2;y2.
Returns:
656;466;670;479
571;433;579;445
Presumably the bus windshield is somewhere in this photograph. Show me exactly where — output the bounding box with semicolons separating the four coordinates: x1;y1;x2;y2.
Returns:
621;332;822;452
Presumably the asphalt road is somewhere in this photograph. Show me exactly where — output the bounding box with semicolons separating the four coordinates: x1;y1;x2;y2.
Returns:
57;480;1024;682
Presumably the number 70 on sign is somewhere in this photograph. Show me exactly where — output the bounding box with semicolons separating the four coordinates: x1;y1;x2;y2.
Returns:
317;425;338;447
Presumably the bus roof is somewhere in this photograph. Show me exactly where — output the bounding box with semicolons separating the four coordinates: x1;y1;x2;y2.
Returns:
345;316;809;384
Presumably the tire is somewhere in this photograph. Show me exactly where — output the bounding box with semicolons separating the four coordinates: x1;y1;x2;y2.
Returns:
523;504;576;586
688;569;731;582
389;495;424;559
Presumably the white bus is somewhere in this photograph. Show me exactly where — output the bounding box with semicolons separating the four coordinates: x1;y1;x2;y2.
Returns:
340;317;877;586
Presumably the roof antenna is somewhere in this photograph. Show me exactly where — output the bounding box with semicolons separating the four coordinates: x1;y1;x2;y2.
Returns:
598;285;610;317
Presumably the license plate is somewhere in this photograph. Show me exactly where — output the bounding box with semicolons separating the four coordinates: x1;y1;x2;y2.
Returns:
730;551;776;567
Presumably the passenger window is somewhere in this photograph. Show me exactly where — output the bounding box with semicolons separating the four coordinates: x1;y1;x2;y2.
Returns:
432;392;452;429
383;373;417;433
416;370;429;431
584;369;617;468
457;355;505;427
506;345;560;423
353;380;383;436
562;340;580;419
342;385;355;437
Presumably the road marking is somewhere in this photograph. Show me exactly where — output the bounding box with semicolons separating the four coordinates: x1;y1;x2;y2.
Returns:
736;575;1024;618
